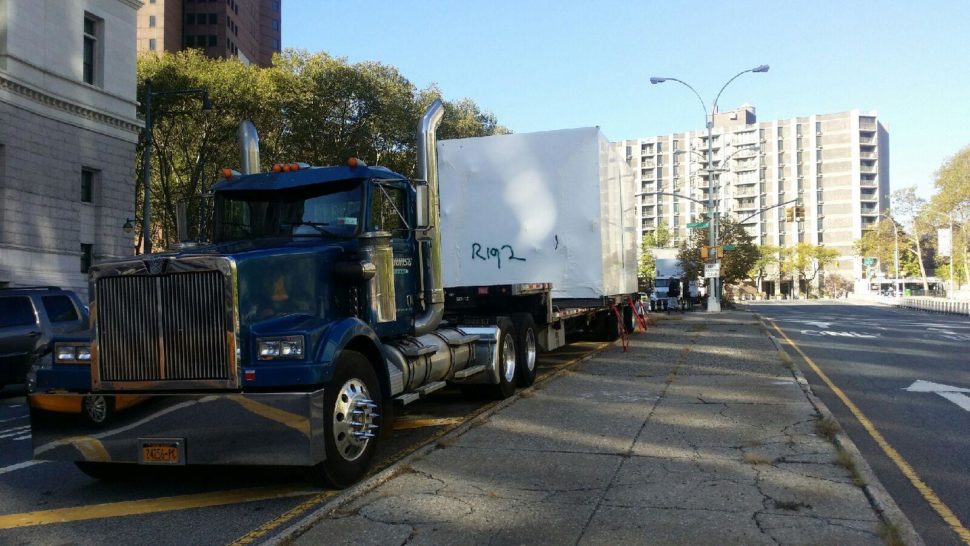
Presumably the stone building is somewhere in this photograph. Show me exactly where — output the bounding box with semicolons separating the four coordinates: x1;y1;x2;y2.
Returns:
0;0;142;297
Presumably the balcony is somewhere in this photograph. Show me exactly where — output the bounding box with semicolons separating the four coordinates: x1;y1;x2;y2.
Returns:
859;135;876;145
859;117;877;131
860;151;878;160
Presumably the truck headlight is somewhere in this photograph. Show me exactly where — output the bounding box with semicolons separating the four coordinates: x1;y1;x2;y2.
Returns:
54;342;92;364
256;336;304;360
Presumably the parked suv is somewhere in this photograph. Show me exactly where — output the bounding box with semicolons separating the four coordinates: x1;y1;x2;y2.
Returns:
0;286;88;389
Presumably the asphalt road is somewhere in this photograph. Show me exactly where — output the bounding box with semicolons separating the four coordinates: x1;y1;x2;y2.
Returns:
0;341;602;545
747;300;970;546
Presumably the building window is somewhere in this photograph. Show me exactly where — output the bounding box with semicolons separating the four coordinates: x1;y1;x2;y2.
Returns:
83;13;102;86
208;35;217;47
81;244;93;273
272;19;279;30
81;168;97;203
149;38;157;50
209;13;218;24
149;15;156;27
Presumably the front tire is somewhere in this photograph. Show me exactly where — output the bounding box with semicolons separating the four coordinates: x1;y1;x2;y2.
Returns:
311;350;382;489
511;313;538;387
82;395;114;427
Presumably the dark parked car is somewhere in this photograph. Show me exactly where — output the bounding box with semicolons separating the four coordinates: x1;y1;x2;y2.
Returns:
0;286;88;389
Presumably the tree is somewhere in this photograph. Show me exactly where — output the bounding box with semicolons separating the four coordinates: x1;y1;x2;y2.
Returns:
929;147;970;290
781;243;839;297
854;218;898;277
677;219;706;286
135;49;507;251
642;224;673;248
823;274;852;298
637;240;656;280
748;244;780;294
716;218;758;286
892;187;932;291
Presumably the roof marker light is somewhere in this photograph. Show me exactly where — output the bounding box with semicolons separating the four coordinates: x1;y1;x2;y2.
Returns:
272;164;282;172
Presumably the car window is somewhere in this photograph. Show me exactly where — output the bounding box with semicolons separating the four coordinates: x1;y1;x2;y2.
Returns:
42;295;80;323
0;297;38;328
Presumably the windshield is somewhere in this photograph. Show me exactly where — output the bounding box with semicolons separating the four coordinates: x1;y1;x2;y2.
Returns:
216;180;362;242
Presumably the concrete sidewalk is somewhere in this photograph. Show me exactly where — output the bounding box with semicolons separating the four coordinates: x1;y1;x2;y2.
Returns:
278;310;918;545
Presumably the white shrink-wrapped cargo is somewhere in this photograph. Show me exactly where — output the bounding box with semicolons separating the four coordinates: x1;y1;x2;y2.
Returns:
437;127;637;301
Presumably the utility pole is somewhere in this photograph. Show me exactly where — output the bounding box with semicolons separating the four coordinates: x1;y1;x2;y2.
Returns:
650;65;769;312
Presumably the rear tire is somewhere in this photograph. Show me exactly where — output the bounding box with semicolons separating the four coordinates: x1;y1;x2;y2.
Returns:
309;350;382;489
511;313;538;387
486;318;517;399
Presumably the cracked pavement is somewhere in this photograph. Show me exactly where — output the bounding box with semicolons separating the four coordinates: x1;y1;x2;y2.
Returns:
287;311;895;545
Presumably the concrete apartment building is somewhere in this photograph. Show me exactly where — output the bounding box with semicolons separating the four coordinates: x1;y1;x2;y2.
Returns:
0;0;142;296
619;106;889;296
137;0;281;67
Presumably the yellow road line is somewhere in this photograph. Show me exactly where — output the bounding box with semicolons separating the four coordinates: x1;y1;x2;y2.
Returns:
228;491;338;546
771;321;970;544
0;485;316;530
393;417;465;430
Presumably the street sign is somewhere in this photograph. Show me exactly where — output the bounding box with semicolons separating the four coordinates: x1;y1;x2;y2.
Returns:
722;245;736;251
687;222;709;229
938;228;952;258
704;263;720;278
863;257;876;266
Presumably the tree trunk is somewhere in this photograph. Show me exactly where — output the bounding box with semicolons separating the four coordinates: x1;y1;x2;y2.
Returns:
913;236;929;292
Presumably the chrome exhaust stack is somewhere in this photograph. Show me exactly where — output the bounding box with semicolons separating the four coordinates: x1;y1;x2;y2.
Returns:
237;120;260;174
413;100;445;336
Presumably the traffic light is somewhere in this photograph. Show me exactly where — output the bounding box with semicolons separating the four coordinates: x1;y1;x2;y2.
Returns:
794;206;806;221
701;245;710;260
717;246;725;259
784;207;794;222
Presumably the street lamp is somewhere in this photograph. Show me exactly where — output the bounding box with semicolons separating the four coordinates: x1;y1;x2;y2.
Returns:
140;79;213;254
650;65;769;312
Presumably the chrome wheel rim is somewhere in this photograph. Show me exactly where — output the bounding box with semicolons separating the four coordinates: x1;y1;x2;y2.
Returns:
85;395;108;423
502;333;516;383
332;378;379;462
524;328;537;373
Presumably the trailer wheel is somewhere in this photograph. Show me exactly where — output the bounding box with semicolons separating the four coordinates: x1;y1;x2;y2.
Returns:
487;318;518;399
512;313;538;387
594;310;620;342
622;305;635;334
310;350;382;489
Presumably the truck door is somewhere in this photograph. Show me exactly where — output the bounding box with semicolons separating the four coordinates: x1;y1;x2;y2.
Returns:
369;181;418;330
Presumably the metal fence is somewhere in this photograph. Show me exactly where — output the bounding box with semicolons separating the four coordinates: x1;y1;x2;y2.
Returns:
896;297;970;316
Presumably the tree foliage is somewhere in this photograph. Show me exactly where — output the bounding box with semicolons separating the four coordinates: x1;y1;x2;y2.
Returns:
134;49;508;251
780;243;840;297
716;218;759;285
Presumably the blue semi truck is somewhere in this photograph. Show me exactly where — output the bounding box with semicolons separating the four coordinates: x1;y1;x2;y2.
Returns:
28;102;636;487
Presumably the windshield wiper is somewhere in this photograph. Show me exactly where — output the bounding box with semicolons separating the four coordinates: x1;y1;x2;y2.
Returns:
282;222;348;238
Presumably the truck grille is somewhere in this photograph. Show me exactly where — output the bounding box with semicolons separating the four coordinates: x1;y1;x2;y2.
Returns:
96;271;236;388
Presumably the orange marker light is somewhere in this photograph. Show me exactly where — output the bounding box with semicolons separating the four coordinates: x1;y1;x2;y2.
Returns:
290;163;300;171
272;164;282;172
221;168;233;178
347;157;358;168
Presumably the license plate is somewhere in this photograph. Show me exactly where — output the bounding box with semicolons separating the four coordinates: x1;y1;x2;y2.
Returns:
139;439;185;465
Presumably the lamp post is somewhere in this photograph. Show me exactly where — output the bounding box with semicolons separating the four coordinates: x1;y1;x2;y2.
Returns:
650;65;769;312
140;79;213;254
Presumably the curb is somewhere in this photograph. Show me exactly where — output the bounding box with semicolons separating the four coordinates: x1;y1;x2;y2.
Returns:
759;315;924;546
260;339;616;546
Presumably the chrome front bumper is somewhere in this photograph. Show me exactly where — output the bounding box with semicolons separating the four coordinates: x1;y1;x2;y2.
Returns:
30;389;325;466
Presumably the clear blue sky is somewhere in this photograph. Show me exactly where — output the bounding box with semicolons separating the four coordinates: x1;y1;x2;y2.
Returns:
282;0;970;199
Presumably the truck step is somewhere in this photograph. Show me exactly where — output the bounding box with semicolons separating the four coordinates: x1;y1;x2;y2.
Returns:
452;364;486;379
445;334;480;346
394;381;449;406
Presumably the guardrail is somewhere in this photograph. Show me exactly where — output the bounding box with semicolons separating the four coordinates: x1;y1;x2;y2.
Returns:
896;297;970;316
